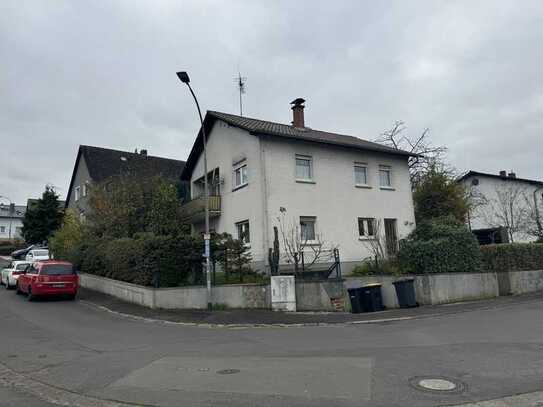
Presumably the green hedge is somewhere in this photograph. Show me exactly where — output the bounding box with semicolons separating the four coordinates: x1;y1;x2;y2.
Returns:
398;218;481;274
480;243;543;273
77;233;204;287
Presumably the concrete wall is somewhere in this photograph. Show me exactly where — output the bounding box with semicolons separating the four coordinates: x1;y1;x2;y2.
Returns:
295;280;346;311
80;273;155;308
413;272;499;305
508;269;543;295
80;273;270;310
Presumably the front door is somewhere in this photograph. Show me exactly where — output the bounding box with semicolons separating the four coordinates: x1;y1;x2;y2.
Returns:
384;218;398;257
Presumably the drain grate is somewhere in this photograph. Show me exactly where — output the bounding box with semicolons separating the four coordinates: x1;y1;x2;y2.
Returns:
216;369;240;375
409;376;466;394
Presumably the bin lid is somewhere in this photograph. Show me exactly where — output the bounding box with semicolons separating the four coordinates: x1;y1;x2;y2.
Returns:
362;283;382;288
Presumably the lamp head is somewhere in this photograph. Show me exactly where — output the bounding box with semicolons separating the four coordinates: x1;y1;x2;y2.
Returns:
176;71;190;84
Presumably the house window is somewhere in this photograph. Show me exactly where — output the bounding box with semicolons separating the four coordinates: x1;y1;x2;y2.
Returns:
233;163;248;189
354;163;368;186
83;182;89;197
300;216;316;241
295;155;313;181
379;165;392;188
358;217;375;238
0;226;5;234
74;186;81;201
236;220;250;244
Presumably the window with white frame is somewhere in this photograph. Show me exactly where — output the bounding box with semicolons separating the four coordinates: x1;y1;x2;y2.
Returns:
358;217;375;238
233;162;248;189
354;163;368;186
74;186;81;201
236;220;250;244
83;181;89;197
300;216;316;241
379;165;392;188
295;155;313;181
0;226;5;234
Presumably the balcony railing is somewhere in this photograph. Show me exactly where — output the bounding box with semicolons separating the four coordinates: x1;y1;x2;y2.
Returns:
179;195;221;223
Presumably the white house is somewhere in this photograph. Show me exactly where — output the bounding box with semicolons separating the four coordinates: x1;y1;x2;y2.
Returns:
458;170;543;244
180;99;417;274
0;204;25;241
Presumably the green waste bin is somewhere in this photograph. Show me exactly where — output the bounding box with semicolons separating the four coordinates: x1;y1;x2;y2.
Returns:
392;279;418;308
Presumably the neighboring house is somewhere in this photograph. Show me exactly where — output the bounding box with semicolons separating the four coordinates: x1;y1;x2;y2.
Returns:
0;204;25;241
180;98;417;273
458;170;543;244
65;145;186;220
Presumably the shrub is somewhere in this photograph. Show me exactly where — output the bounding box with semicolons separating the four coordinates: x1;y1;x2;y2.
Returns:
398;218;481;274
480;243;543;273
351;259;401;276
49;210;82;263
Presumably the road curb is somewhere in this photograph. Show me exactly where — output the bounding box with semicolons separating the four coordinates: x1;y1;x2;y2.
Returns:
79;299;422;328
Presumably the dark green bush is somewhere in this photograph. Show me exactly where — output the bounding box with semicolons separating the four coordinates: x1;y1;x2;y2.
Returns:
480;243;543;273
398;218;481;274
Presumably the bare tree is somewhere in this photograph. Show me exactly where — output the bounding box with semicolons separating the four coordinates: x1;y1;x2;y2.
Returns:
523;190;543;240
375;121;448;186
481;184;530;242
360;219;386;263
276;208;337;272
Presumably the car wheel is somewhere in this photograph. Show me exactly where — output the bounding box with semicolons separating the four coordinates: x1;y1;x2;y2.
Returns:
27;288;34;302
15;283;23;295
5;280;10;290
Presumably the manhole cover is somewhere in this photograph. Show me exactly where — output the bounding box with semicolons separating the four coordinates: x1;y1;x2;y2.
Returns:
409;376;466;394
216;369;240;375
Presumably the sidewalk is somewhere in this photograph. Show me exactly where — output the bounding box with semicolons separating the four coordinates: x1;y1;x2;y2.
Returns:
78;288;543;327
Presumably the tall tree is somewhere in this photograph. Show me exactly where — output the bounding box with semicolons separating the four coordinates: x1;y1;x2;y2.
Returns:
413;166;469;223
375;121;447;187
22;185;64;244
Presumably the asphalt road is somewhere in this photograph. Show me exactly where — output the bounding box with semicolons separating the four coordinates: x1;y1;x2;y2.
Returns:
1;286;543;406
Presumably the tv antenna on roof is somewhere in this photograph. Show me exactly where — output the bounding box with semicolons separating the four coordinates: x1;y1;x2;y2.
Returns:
235;72;246;116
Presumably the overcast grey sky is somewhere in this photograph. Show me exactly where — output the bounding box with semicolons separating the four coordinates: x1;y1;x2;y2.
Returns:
1;0;542;204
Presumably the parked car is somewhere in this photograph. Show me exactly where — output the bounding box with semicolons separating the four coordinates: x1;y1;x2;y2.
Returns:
16;261;78;301
25;249;50;262
11;245;35;260
1;261;31;289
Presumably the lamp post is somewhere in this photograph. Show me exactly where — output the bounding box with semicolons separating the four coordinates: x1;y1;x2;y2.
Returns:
176;71;212;311
0;195;13;240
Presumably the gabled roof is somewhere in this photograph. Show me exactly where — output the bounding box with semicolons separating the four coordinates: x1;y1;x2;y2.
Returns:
0;204;26;219
66;145;186;206
457;170;543;187
181;110;417;180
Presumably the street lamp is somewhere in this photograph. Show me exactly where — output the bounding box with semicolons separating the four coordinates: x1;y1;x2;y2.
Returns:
176;71;213;311
0;195;13;240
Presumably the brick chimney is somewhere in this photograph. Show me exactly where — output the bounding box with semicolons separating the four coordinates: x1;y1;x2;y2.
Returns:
499;170;507;177
508;171;516;179
290;98;306;128
140;149;148;156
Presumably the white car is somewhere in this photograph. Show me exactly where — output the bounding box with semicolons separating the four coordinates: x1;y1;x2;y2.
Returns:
25;249;50;262
1;261;31;289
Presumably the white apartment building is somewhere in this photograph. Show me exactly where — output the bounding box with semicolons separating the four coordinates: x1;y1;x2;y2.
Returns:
459;170;543;244
180;99;417;274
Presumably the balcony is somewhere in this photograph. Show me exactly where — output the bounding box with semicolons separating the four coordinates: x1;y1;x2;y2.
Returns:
179;195;221;223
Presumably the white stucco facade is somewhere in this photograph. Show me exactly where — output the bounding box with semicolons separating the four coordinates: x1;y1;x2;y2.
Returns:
461;172;543;243
188;119;416;274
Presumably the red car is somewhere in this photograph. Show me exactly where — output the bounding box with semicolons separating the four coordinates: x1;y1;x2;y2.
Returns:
16;260;79;301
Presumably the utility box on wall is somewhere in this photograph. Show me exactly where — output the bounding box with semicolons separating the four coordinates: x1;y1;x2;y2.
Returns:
271;275;296;311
